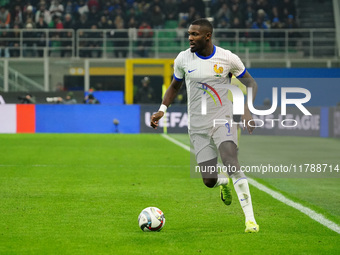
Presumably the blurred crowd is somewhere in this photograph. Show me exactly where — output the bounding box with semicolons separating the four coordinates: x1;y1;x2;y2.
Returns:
212;0;297;30
0;0;298;58
0;0;297;31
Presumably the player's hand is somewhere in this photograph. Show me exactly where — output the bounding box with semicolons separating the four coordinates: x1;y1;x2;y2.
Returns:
150;111;164;129
242;109;255;134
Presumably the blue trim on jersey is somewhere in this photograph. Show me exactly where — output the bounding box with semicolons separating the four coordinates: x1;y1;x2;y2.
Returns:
195;45;216;60
236;68;247;78
173;74;183;81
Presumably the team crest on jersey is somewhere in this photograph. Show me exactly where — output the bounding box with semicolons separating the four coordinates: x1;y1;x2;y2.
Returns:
213;64;223;77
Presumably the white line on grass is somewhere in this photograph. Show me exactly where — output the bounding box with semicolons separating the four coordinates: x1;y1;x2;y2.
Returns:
161;134;340;235
161;133;191;151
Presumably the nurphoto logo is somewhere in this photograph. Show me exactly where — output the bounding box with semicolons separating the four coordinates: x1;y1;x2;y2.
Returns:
198;82;312;128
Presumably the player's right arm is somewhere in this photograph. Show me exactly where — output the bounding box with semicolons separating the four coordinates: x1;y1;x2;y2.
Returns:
150;78;183;129
151;51;185;129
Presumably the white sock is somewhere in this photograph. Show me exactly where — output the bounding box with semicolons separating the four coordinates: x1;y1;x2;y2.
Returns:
213;174;229;187
231;172;256;224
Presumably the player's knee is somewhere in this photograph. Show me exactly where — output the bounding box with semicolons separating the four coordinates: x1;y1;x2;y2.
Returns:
203;178;217;188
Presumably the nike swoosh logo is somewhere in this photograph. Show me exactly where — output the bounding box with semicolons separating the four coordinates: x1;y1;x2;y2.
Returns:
240;198;247;201
188;69;197;73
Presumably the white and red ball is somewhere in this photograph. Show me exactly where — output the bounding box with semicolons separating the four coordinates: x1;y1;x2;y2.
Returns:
138;207;165;232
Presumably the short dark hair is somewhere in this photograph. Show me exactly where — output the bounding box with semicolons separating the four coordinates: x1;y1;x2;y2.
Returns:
191;18;213;34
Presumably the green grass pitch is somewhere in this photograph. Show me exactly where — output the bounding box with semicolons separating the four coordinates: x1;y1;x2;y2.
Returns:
0;134;339;254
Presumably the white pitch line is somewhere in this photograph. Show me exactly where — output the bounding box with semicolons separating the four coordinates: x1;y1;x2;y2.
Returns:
247;178;340;234
162;134;340;235
161;134;191;151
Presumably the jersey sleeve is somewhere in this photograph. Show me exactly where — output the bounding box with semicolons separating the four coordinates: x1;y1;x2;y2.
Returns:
173;53;185;81
229;53;246;78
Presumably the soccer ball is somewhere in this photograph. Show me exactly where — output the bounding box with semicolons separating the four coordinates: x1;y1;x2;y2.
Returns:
138;207;165;232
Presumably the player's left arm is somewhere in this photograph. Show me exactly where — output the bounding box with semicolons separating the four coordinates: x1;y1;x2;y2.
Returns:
237;71;258;134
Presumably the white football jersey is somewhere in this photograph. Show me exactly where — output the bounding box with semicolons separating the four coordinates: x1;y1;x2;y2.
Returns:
173;45;246;130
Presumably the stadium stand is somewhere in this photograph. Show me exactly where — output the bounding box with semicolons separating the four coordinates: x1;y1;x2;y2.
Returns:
1;0;300;31
0;0;313;58
0;0;338;93
297;0;335;56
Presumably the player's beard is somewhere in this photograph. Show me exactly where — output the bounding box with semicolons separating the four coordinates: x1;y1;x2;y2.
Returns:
190;40;205;53
190;44;197;52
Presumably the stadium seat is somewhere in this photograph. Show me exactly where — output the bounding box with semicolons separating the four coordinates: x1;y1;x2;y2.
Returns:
164;20;178;29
